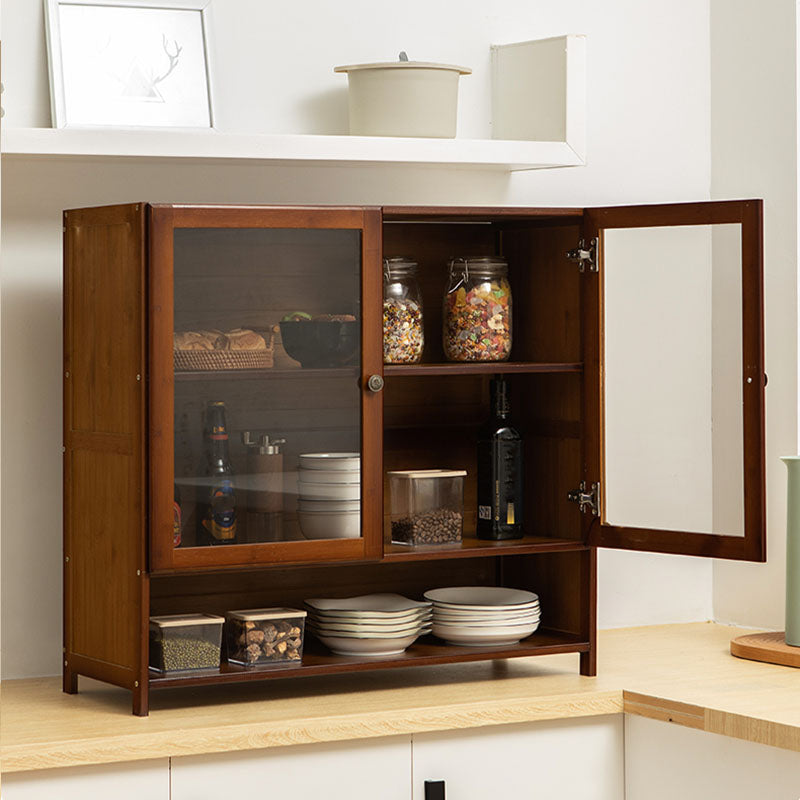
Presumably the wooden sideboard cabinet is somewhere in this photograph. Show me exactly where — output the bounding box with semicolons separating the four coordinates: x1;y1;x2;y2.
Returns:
62;201;765;715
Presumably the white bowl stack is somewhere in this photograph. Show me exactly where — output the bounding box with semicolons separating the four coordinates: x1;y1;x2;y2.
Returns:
425;587;541;647
305;593;433;657
297;453;361;539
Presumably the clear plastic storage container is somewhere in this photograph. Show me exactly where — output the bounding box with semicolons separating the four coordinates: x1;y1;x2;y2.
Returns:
443;257;512;362
148;613;224;674
225;608;307;666
383;257;424;364
388;469;467;546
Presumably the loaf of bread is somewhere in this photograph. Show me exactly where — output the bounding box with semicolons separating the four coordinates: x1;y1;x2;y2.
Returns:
226;328;267;351
173;330;227;351
175;328;268;351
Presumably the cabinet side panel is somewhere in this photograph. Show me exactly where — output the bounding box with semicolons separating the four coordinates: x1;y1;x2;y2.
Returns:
64;204;147;688
68;450;140;666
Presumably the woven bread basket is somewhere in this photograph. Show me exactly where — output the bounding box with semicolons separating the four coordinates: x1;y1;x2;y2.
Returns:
174;328;276;372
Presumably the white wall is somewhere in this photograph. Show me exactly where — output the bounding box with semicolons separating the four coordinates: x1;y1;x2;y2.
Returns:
0;0;717;678
709;0;798;630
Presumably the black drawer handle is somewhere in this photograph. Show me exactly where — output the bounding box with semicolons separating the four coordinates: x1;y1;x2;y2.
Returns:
425;780;446;800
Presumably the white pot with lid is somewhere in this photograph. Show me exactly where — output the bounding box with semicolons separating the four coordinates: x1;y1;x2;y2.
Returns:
334;52;471;138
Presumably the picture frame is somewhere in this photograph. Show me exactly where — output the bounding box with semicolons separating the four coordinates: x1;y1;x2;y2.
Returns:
44;0;215;129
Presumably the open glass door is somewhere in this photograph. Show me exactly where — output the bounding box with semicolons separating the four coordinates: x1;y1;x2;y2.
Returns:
582;200;765;560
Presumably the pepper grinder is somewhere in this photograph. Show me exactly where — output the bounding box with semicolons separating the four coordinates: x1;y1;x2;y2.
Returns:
242;432;286;541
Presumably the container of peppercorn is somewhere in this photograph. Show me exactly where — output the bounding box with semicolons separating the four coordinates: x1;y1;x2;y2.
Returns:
225;608;307;667
388;469;466;546
148;613;225;674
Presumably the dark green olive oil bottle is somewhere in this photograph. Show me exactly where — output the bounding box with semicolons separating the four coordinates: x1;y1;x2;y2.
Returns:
476;376;524;540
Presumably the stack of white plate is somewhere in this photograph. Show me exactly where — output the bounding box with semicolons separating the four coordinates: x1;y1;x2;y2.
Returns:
297;453;360;539
305;593;433;657
424;587;541;647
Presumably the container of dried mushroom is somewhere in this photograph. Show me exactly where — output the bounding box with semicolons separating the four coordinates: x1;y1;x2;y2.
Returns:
148;613;225;674
225;608;306;666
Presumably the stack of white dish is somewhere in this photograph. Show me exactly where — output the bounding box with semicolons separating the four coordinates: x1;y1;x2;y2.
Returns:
297;453;360;539
425;587;541;647
305;593;432;657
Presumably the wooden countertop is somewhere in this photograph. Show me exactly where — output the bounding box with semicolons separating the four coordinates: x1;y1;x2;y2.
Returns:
3;622;800;772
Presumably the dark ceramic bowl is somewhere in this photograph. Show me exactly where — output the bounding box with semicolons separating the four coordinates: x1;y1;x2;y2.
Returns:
279;320;359;368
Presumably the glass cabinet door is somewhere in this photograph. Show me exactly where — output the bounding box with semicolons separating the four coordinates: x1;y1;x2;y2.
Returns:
149;206;383;571
582;200;765;561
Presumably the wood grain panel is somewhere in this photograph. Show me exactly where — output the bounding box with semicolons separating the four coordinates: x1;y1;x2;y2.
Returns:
382;537;588;562
503;552;586;640
66;215;140;434
623;691;705;729
166;205;368;230
383;374;487;429
149;205;177;573
382;207;583;222
501;223;582;363
361;209;384;560
69;450;141;667
705;709;800;752
63;203;148;701
384;362;582;376
513;373;583;542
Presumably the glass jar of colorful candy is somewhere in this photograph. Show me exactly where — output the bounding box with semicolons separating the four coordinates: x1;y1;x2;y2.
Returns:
443;257;512;362
383;257;424;364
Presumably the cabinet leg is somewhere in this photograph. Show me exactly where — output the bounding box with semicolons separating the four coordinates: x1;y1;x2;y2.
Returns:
63;668;79;694
132;681;150;716
580;649;597;677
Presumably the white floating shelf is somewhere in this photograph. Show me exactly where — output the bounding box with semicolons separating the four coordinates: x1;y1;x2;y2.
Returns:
0;127;583;172
1;35;586;173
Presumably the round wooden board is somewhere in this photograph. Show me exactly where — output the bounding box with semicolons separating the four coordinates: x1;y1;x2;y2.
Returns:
730;631;800;668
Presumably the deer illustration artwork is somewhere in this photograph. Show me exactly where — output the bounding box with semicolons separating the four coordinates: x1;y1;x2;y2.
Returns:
119;34;183;101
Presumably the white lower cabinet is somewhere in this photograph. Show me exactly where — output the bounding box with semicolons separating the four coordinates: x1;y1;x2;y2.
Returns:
0;758;170;800
411;716;625;800
11;714;800;800
170;735;412;800
625;716;800;800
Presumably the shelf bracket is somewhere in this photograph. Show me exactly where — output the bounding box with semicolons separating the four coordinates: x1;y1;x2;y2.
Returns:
566;238;598;272
568;481;600;516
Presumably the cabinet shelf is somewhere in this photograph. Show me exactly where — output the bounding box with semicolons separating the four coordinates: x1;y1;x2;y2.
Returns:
148;629;589;689
383;362;583;377
382;535;587;562
173;366;359;382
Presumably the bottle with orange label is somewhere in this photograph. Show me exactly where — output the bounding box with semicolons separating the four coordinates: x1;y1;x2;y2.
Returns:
197;401;238;546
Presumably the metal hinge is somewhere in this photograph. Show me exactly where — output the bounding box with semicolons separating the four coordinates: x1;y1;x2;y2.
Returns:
568;481;600;516
566;238;598;272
